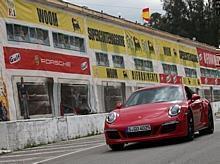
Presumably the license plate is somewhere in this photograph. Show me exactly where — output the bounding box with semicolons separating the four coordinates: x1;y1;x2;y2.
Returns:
127;125;151;133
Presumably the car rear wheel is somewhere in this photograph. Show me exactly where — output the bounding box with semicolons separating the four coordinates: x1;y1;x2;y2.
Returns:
185;110;194;141
109;144;124;151
200;106;214;135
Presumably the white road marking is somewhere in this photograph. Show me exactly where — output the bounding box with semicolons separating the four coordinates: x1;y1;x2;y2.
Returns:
0;149;72;159
33;143;106;164
0;157;40;163
10;141;105;154
23;139;104;150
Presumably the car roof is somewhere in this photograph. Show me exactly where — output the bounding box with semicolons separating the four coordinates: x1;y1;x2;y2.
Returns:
135;84;184;93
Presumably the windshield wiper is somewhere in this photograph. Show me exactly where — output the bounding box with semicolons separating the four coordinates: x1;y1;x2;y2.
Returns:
153;100;169;103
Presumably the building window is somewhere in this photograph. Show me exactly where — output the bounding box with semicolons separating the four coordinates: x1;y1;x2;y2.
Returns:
53;32;85;52
17;78;53;116
103;82;125;112
200;68;206;77
96;52;109;67
200;68;218;78
214;90;220;102
163;47;171;56
60;84;91;115
6;23;49;45
203;89;212;102
112;55;125;68
184;67;197;78
134;58;153;72
162;63;178;75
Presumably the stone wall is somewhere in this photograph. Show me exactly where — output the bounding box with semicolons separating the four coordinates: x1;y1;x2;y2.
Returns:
0;114;106;151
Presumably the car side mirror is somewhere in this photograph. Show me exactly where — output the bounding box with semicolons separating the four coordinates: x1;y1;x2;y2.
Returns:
115;101;123;109
191;94;200;101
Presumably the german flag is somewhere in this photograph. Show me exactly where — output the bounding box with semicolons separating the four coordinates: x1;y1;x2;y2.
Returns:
142;8;150;21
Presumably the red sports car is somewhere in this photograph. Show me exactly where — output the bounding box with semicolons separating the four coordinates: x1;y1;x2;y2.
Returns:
104;84;214;151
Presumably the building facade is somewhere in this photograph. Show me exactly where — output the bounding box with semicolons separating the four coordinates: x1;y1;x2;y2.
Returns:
0;0;220;121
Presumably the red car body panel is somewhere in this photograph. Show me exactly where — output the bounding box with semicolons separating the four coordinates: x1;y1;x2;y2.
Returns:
104;84;210;145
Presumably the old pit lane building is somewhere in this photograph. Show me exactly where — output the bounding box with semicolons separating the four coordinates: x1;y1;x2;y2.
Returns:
0;0;220;150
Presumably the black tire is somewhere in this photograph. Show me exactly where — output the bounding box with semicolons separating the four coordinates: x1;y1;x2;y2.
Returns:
109;144;124;151
200;106;214;135
185;110;194;141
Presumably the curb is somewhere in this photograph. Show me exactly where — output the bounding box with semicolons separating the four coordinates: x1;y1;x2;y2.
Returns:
0;150;11;154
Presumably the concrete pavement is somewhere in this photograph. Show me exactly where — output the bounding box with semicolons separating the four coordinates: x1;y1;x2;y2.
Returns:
0;120;220;164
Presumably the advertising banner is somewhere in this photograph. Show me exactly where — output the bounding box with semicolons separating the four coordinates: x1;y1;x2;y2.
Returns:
93;66;129;80
0;0;85;34
200;77;220;85
159;74;182;84
154;38;180;64
87;19;126;54
197;48;216;68
125;30;156;59
4;47;91;75
131;70;159;82
178;45;199;68
93;66;159;83
0;78;9;121
182;77;200;86
125;30;182;64
215;54;220;68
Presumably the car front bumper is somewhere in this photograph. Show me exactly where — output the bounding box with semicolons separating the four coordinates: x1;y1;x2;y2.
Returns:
104;116;188;145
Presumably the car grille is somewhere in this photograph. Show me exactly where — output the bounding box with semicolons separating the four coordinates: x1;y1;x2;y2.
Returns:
124;130;152;138
106;131;121;139
160;123;177;133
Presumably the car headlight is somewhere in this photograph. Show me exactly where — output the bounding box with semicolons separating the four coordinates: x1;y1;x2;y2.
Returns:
168;104;181;116
106;112;119;124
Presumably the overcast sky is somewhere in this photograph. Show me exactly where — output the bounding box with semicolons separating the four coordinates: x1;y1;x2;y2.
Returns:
64;0;164;23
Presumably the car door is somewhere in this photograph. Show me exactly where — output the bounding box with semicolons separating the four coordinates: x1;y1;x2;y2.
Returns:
185;86;203;130
199;98;209;127
190;98;203;130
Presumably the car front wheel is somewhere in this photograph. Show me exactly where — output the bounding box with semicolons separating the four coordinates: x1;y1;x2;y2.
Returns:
200;106;214;135
185;110;194;141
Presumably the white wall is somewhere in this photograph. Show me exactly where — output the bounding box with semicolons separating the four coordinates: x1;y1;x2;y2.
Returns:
0;114;106;151
211;102;220;114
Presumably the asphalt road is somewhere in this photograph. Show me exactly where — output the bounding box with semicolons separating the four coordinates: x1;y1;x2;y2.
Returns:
0;119;220;164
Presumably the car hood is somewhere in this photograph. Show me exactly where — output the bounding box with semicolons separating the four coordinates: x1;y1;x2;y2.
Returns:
116;101;183;123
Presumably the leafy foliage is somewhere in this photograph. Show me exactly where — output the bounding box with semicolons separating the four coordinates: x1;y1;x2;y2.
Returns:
149;0;219;47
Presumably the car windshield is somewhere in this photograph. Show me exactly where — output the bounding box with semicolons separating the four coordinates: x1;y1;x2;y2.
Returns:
125;86;184;107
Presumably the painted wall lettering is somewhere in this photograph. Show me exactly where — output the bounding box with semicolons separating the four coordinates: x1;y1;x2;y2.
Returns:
106;68;118;78
37;8;58;26
88;28;125;47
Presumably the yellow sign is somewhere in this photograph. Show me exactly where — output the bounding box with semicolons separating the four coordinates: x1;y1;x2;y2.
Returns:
125;30;156;59
0;0;85;34
93;66;129;80
131;70;159;83
178;44;199;68
154;39;180;64
87;19;126;54
125;30;182;64
182;77;200;86
93;66;159;83
0;78;9;120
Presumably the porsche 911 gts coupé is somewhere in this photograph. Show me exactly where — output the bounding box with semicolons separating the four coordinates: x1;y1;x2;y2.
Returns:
104;84;214;151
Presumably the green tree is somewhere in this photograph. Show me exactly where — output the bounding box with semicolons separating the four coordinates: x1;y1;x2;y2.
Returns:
149;0;219;47
162;0;189;37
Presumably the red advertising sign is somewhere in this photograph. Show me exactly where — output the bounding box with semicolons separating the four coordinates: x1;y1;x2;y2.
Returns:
200;77;220;85
216;54;220;68
4;47;90;75
159;74;182;84
197;48;216;68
